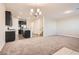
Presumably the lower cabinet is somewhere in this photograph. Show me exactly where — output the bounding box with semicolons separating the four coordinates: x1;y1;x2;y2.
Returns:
23;30;30;38
5;31;15;42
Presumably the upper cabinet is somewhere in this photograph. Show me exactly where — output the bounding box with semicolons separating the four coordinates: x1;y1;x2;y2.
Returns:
5;11;12;26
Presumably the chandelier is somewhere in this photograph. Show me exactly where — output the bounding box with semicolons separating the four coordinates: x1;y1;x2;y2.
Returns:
30;8;42;17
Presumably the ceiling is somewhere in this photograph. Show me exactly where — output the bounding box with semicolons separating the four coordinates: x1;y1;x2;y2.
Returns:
5;3;79;20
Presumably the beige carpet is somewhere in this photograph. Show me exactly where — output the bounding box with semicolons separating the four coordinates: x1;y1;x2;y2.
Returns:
0;35;79;55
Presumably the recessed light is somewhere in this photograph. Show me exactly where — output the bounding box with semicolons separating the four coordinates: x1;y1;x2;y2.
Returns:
37;8;40;12
30;9;34;12
64;10;73;14
39;11;42;15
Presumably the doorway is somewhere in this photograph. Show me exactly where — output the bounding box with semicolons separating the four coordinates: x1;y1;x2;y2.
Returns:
28;16;44;38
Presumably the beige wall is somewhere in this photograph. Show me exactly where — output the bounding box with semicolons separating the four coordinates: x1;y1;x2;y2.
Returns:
0;4;5;51
57;15;79;38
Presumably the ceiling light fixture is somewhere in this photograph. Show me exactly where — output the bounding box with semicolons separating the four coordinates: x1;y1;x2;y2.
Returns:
64;10;73;14
30;8;42;17
30;9;34;12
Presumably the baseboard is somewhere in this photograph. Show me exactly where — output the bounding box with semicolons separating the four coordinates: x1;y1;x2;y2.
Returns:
57;34;79;39
43;34;57;37
0;43;5;51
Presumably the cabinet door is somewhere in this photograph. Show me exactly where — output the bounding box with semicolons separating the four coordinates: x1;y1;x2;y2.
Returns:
5;31;15;42
5;11;12;26
23;30;30;38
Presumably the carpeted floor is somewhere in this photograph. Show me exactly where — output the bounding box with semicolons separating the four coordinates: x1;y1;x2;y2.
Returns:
54;47;79;55
0;35;79;55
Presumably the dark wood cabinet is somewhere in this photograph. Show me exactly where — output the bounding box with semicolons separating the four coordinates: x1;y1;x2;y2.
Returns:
5;11;12;26
5;31;15;42
19;30;23;34
23;30;30;38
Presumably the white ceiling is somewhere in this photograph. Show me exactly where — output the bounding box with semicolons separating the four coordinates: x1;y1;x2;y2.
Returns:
5;3;79;19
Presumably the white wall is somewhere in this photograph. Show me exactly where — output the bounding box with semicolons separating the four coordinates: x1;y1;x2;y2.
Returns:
12;17;19;40
43;18;56;37
27;16;43;35
57;15;79;38
43;15;79;38
0;4;5;51
32;18;43;35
